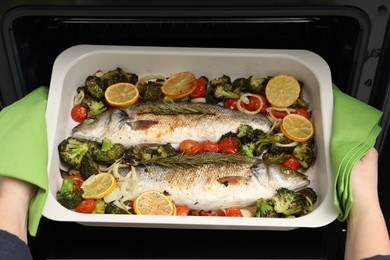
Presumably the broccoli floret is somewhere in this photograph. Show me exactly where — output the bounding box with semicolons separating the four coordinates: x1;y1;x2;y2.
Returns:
142;82;163;103
58;138;90;170
93;199;107;214
105;202;129;214
81;95;107;118
262;153;291;164
240;142;256;157
255;198;278;218
56;178;83;209
271;188;303;216
123;145;154;166
247;76;265;94
232;77;248;92
207;75;240;102
292;139;315;169
214;85;240;100
100;67;138;88
91;138;125;165
296;187;318;216
237;124;255;140
80;152;99;179
198;76;209;86
85;75;104;99
156;143;177;158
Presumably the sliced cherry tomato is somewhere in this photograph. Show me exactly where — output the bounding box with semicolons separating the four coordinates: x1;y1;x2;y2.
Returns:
294;107;311;120
67;175;83;191
218;137;239;154
202;141;219;153
179;139;203;155
270;109;288;119
190;79;206;98
225;208;243;217
282;156;301;171
257;95;269;113
224;98;239;110
71;104;88;122
176;205;191;216
244;95;269;113
75;199;96;213
199;210;215;216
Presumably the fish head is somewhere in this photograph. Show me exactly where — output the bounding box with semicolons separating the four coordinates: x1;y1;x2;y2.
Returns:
252;162;310;191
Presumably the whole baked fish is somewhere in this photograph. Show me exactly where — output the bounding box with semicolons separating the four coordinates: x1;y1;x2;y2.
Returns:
122;160;310;210
72;102;272;149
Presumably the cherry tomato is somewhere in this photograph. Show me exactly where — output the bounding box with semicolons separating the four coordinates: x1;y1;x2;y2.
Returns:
225;208;243;217
224;98;239;110
67;175;83;191
218;137;239;154
244;95;268;113
282;156;301;171
270;109;288;119
176;205;191;216
199;210;215;216
190;79;206;98
75;199;96;213
258;95;269;113
294;108;311;120
71;104;88;122
201;141;219;153
179;139;203;155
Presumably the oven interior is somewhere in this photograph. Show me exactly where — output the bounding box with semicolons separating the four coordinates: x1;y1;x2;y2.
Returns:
1;3;390;259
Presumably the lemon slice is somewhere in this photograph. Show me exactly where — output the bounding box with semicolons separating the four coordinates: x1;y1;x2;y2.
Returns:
280;114;314;142
161;72;197;99
104;82;139;107
81;172;117;199
133;190;176;216
265;74;301;108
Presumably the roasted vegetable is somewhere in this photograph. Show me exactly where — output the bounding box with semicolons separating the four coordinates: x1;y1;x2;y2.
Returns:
271;188;303;216
105;202;129;214
123;145;154;166
58;138;90;170
246;76;266;94
80;152;99;179
214;85;240;100
91;138;125;165
56;178;83;209
255;198;278;218
141;82;163;102
85;75;104;99
93;199;107;214
297;187;318;216
100;67;138;88
156;143;177;158
292;139;315;169
81;93;107;118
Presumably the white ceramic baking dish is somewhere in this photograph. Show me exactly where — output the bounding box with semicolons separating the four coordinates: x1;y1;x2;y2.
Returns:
43;44;338;230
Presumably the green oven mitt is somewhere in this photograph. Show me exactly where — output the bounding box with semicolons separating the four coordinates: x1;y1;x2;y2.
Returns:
331;85;382;221
0;86;48;236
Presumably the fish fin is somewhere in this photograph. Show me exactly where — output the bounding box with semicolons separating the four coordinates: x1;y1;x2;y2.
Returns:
217;176;252;187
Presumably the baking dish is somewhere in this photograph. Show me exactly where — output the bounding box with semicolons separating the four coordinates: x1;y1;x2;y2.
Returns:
43;44;338;230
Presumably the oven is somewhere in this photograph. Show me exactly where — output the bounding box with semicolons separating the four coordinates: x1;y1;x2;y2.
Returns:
1;1;389;259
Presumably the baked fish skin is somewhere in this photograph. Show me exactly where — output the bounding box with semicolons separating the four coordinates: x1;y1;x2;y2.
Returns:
72;102;272;149
123;162;310;210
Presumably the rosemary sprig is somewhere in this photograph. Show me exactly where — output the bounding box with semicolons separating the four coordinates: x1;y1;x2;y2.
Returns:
137;102;215;115
144;152;259;169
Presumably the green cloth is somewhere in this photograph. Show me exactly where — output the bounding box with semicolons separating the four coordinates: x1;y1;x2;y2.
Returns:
331;85;383;221
0;86;49;236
